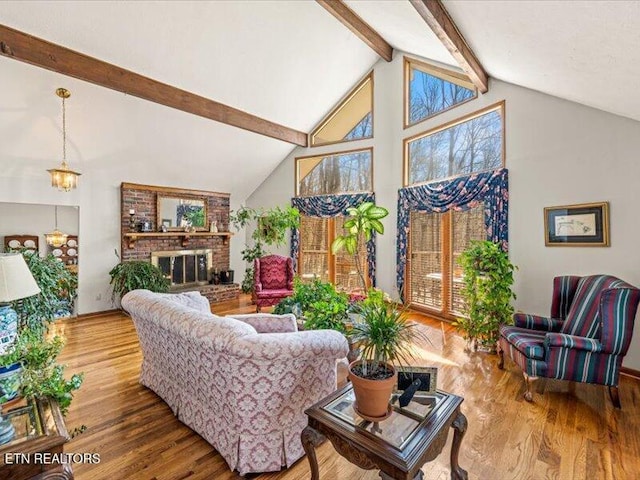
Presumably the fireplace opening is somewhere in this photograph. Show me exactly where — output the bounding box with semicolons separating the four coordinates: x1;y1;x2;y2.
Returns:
151;249;213;289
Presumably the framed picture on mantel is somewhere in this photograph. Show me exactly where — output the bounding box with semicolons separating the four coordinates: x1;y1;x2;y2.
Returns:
544;202;609;247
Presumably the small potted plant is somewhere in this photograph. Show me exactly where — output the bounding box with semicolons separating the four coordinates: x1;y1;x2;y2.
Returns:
348;290;424;419
2;330;83;415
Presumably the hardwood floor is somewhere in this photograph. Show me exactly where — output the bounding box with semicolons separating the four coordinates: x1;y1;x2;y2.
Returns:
56;295;640;480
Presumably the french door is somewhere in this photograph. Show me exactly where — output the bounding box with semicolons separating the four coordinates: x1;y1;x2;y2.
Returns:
297;214;368;291
407;205;484;319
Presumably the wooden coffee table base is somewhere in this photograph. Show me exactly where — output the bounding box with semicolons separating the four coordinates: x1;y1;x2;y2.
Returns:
302;409;468;480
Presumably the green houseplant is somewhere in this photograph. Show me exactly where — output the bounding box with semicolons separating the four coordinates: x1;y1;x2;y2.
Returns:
10;250;78;334
109;259;170;304
0;251;83;417
331;201;388;293
230;205;300;294
454;240;517;351
347;290;424;419
3;330;83;415
273;279;350;333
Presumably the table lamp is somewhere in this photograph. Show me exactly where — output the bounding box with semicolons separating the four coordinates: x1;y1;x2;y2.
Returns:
0;253;41;355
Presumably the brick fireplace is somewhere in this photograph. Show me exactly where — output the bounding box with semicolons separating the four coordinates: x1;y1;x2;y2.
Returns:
120;182;239;304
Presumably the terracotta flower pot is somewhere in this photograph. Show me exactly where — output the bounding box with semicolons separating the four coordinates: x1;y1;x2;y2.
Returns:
348;360;397;419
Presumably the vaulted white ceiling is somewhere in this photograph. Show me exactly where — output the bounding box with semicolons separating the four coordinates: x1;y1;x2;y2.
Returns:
2;1;640;201
0;1;384;200
348;0;640;123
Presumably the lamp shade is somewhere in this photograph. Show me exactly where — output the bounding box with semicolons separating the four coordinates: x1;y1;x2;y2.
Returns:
0;253;41;303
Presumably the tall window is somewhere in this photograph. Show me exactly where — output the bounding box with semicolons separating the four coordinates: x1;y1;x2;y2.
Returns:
298;216;329;283
408;205;485;318
404;102;504;186
404;57;476;128
403;102;506;319
296;148;373;196
297;215;368;291
311;74;373;146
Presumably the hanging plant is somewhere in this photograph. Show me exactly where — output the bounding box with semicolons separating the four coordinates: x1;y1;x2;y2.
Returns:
230;205;300;293
454;240;517;351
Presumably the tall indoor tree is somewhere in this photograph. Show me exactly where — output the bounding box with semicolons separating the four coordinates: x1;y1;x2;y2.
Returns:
331;201;388;292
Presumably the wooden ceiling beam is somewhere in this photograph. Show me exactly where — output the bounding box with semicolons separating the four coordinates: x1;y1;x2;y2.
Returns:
409;0;489;93
316;0;393;62
0;24;308;146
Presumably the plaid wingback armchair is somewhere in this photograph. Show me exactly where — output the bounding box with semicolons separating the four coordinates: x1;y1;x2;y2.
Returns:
252;255;294;312
498;275;640;408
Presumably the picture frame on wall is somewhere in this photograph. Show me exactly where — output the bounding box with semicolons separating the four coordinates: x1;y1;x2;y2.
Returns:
544;202;610;247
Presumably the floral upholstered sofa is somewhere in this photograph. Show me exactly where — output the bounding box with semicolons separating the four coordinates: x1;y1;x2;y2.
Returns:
122;289;349;475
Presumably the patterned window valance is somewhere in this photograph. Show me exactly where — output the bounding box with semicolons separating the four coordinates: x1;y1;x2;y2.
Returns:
291;193;377;286
396;168;509;297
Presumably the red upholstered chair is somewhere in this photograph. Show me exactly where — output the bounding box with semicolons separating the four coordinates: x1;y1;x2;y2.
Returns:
252;255;294;312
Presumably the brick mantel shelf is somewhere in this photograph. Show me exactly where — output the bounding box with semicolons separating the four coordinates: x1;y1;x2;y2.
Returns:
124;231;233;249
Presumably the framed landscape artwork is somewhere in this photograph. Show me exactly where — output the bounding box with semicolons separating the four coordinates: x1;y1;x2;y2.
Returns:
544;202;610;246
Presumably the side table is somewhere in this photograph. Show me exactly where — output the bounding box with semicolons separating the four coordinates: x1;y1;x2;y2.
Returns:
0;397;73;480
302;384;467;480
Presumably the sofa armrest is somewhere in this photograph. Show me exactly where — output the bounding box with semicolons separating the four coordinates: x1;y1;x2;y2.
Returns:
229;329;348;361
544;333;603;352
514;313;564;332
227;313;297;333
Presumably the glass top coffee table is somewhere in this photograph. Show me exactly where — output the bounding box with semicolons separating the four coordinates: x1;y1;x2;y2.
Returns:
302;383;468;480
0;397;73;480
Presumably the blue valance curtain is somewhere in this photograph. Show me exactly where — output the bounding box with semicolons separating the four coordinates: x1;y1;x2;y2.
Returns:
291;192;377;287
396;168;509;297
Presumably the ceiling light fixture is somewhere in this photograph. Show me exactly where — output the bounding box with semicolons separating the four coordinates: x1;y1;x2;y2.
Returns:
47;88;81;192
45;205;68;247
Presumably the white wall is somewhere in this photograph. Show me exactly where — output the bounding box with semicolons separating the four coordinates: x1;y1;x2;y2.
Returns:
0;203;79;256
0;60;250;314
247;51;640;370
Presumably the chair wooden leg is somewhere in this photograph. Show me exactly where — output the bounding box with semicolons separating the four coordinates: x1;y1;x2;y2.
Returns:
523;372;538;402
256;305;261;313
609;386;621;409
497;341;504;370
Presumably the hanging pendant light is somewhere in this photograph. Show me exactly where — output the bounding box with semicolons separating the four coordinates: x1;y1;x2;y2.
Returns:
47;88;81;192
45;206;68;247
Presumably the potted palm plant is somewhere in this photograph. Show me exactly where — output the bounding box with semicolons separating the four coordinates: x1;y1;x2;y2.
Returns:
331;201;388;293
348;290;423;419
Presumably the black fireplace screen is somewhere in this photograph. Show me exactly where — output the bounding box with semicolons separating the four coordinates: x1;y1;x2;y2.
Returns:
157;254;209;287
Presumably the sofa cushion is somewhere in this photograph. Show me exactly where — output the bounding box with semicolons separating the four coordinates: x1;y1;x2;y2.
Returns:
561;275;626;338
500;326;546;360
